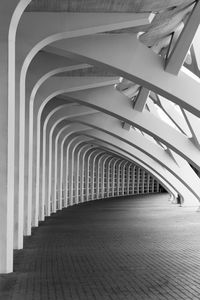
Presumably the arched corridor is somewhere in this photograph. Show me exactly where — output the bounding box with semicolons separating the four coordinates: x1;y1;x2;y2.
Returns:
1;194;200;299
1;2;200;299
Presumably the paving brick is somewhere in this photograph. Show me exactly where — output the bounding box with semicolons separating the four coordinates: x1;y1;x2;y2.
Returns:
1;194;200;299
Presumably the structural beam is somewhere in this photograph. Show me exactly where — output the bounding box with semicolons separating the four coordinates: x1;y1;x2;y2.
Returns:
133;87;150;112
122;122;131;131
21;12;154;41
48;34;200;117
165;1;200;75
64;86;200;171
67;113;200;199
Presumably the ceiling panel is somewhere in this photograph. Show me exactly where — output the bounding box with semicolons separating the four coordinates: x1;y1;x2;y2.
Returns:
26;0;194;13
53;66;117;77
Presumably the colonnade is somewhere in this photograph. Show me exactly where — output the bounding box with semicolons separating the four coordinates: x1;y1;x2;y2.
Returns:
0;1;200;274
52;148;161;210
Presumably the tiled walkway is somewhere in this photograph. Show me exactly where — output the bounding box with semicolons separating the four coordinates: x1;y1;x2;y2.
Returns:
1;193;200;299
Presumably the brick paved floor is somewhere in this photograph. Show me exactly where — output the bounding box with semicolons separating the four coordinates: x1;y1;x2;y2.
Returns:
1;193;200;299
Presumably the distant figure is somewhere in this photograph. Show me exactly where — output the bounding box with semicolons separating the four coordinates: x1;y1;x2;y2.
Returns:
177;194;182;205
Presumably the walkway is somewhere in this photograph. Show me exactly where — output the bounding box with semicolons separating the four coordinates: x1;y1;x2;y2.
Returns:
1;194;200;300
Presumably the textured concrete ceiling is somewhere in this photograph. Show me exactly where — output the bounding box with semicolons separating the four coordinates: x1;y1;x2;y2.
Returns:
26;0;194;12
27;0;196;52
33;0;196;79
53;66;117;77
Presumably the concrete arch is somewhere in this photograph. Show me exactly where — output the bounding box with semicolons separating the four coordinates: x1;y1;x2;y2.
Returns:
17;12;135;231
75;145;105;203
52;124;172;198
16;33;198;244
112;159;121;197
67;130;193;203
64;135;180;203
69;143;91;205
39;105;200;206
19;63;198;239
89;136;186;200
15;11;124;248
87;136;189;202
49;34;200;116
20;42;198;223
0;0;32;273
1;2;200;276
63;86;200;171
90;150;107;200
50;129;171;209
28;102;96;226
75;144;103;203
27;105;94;233
91;150;108;200
31;93;105;230
28;77;200;203
36;125;186;221
53;126;183;204
16;11;150;189
91;141;176;197
68;137;95;204
13;6;200;253
16;28;196;241
36;106;180;206
67;113;200;200
106;157;117;198
31;105;197;234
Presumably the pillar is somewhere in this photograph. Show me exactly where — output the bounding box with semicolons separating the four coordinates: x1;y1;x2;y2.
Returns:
0;0;31;273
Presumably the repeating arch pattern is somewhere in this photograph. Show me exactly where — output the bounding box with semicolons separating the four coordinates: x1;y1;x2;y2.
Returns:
0;0;200;273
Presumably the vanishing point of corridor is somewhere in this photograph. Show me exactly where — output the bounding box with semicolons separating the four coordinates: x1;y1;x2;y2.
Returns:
1;194;200;300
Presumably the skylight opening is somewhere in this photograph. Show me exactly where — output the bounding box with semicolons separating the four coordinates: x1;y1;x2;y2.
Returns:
154;104;177;130
131;127;163;148
181;66;200;84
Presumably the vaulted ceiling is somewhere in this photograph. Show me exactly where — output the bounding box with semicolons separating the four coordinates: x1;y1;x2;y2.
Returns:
27;0;195;12
21;0;200;207
1;0;200;276
29;0;196;71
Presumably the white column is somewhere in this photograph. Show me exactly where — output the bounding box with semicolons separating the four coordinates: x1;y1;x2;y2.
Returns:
156;181;160;193
132;166;136;194
142;170;145;194
112;160;117;197
96;154;102;199
91;151;103;200
80;149;87;202
0;13;14;274
111;159;117;197
127;164;131;195
147;174;150;193
100;155;108;198
75;144;87;204
121;162;126;196
106;158;113;198
137;168;140;194
83;147;96;202
117;161;123;196
0;0;31;274
90;153;96;200
152;178;155;193
85;151;93;201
